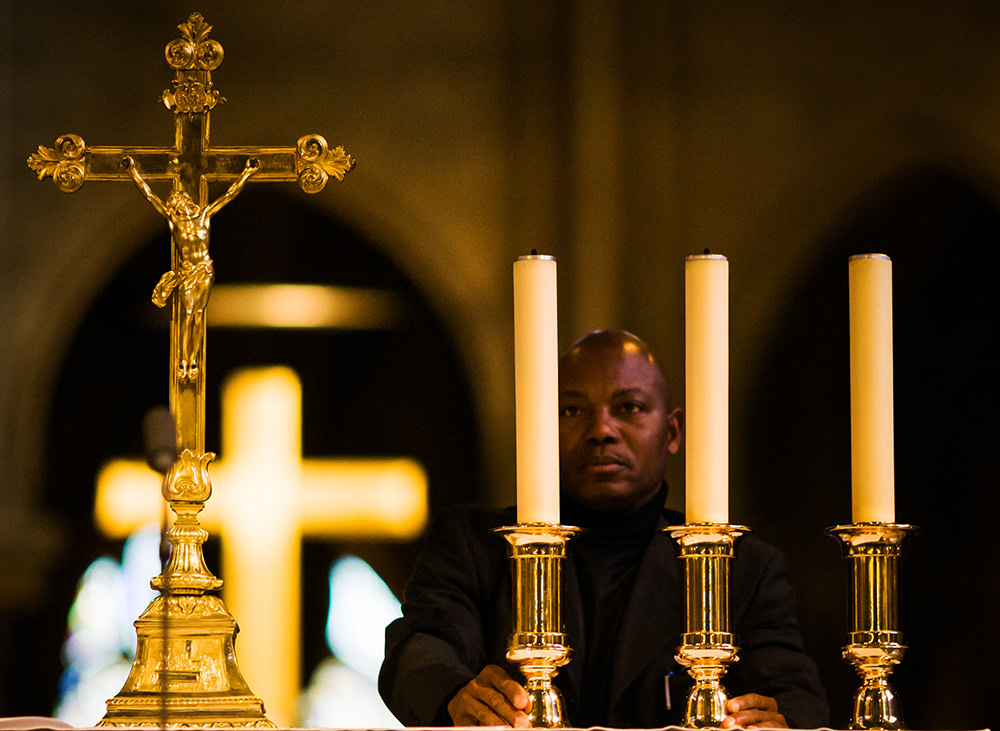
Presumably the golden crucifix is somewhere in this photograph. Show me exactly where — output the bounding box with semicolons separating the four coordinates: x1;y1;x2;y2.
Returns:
27;12;354;728
28;12;353;454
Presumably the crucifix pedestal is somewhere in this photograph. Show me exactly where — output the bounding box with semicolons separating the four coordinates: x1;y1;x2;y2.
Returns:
28;13;355;728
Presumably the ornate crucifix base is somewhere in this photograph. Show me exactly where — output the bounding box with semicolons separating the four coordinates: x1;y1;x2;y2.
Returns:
98;596;273;729
98;452;273;728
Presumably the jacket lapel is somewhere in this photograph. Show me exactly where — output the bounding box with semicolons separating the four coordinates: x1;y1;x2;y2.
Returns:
607;513;684;708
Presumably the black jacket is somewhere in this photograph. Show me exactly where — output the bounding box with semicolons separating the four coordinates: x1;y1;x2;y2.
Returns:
379;495;829;728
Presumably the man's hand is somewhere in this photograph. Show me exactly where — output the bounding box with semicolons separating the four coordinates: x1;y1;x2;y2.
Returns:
721;693;788;729
447;664;531;727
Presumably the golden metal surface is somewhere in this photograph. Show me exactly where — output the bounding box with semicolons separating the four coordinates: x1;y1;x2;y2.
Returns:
28;12;353;728
99;595;271;729
150;449;221;595
828;523;919;731
667;523;748;729
496;524;582;728
126;155;258;384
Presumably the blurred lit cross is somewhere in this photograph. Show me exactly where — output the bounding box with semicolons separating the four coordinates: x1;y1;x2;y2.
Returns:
96;365;428;727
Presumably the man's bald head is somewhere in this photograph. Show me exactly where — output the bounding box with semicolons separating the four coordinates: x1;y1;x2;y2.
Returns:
560;330;673;409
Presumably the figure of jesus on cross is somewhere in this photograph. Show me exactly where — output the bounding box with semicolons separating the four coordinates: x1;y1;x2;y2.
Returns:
123;155;259;382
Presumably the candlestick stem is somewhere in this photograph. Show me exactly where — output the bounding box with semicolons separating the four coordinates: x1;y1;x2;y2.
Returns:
667;523;748;728
827;522;919;730
496;524;581;728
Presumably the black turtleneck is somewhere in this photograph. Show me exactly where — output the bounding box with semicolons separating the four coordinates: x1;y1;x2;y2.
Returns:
561;483;667;727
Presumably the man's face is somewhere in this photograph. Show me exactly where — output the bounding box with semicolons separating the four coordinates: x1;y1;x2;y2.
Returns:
558;342;681;512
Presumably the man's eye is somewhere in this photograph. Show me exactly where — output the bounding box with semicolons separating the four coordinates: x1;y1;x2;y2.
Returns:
621;402;645;414
560;405;580;417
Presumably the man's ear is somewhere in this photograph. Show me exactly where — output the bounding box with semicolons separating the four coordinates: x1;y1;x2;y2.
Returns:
665;407;684;455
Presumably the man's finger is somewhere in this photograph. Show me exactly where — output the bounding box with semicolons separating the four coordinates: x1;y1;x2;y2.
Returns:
723;693;787;729
495;675;530;710
726;693;778;713
480;665;530;712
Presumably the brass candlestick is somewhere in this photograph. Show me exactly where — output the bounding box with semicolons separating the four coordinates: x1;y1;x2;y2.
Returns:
827;523;919;730
495;524;581;728
667;523;748;728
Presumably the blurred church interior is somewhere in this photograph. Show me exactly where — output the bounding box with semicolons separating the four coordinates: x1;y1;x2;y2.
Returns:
1;2;997;728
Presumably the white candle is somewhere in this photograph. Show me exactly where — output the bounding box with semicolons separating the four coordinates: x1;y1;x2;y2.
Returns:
513;254;560;524
849;253;895;523
685;254;729;524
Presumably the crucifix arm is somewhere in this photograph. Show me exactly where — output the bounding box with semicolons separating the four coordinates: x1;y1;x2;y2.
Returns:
122;156;168;218
206;158;260;218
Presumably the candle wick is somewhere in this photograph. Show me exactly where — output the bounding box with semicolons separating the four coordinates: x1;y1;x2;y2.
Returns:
704;248;711;255
531;249;538;256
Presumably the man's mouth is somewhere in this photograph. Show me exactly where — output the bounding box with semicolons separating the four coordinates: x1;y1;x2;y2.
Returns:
582;455;627;473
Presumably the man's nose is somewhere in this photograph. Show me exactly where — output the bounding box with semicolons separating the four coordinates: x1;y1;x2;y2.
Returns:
585;407;619;443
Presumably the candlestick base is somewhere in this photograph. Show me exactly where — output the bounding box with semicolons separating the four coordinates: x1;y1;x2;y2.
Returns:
667;523;748;729
675;633;740;728
96;594;273;728
827;523;919;731
496;524;581;728
507;647;570;729
844;636;907;731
